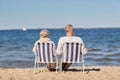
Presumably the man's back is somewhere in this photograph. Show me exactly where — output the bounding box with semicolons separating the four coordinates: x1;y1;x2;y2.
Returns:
56;36;87;55
59;36;83;43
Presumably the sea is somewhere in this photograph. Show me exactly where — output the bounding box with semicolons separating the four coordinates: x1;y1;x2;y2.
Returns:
0;28;120;68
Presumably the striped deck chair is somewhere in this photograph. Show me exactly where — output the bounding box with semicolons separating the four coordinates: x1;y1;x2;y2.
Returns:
34;42;56;74
60;42;84;73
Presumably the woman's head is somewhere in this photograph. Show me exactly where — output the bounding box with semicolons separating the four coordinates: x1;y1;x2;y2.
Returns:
40;29;49;38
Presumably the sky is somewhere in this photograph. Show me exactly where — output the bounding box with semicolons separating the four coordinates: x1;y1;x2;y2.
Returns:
0;0;120;30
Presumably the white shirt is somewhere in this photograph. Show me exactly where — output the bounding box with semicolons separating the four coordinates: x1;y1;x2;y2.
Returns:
56;36;87;55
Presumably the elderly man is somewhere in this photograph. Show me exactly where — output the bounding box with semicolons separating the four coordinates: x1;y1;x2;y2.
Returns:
56;24;87;71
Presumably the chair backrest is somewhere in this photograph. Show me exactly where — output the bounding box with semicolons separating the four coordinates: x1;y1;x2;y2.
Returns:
36;42;55;63
62;42;83;63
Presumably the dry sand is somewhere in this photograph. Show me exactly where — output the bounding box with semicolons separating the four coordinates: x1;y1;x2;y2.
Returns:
0;66;119;80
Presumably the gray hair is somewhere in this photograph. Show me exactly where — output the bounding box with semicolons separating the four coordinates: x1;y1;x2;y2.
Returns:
40;29;49;38
65;24;74;33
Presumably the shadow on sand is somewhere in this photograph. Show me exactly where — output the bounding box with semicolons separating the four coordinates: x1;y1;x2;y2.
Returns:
66;68;100;74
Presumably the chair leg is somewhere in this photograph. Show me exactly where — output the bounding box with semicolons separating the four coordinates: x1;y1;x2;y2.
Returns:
60;61;62;72
82;62;84;73
34;62;37;74
56;60;58;74
56;55;62;73
37;63;39;68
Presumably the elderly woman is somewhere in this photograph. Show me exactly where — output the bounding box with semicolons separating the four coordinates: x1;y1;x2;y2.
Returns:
33;29;56;71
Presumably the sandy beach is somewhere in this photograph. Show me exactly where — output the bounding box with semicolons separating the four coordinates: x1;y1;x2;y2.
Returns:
0;66;119;80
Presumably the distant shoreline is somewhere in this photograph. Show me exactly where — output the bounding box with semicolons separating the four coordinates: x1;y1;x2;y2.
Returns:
0;27;120;30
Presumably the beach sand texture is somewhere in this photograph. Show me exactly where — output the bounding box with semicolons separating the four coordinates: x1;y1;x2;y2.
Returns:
0;66;119;80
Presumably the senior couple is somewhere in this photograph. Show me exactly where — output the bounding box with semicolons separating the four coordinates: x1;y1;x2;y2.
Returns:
33;24;87;71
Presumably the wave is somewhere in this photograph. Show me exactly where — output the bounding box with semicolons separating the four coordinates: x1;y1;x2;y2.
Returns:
95;58;120;62
88;48;101;52
86;53;103;56
105;53;120;57
85;57;120;61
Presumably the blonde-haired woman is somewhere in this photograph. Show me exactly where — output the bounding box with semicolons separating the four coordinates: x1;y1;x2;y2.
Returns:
33;29;56;71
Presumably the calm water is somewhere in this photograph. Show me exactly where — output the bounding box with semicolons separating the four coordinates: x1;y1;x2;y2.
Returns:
0;28;120;68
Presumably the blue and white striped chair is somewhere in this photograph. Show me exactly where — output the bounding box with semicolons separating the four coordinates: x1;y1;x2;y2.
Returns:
60;42;84;73
34;42;56;74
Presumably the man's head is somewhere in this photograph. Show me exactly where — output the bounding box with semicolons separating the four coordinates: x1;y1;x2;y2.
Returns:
65;24;74;36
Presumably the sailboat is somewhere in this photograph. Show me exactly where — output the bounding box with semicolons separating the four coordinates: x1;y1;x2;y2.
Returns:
22;27;27;31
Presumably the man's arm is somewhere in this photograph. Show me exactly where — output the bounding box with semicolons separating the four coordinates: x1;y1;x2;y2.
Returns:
56;38;63;55
81;39;87;55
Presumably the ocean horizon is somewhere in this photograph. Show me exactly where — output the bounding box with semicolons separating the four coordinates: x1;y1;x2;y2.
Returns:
0;28;120;68
0;27;120;31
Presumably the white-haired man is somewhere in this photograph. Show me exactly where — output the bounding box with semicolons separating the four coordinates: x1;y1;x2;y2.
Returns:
56;24;87;71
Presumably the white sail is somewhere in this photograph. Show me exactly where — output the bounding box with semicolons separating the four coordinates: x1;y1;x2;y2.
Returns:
22;27;27;31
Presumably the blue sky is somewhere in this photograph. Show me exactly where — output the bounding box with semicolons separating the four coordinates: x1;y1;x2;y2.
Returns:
0;0;120;30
